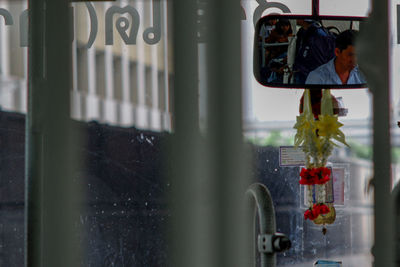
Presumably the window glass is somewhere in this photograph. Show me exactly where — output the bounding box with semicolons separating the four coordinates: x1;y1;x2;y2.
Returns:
72;1;172;265
0;0;394;266
241;0;374;265
1;0;172;265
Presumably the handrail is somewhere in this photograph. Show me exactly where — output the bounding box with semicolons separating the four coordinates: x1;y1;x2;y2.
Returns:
246;183;291;267
246;183;279;267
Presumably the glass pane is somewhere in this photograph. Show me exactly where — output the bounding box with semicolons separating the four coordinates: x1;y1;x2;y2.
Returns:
72;1;172;265
1;0;395;265
241;0;374;265
0;1;27;266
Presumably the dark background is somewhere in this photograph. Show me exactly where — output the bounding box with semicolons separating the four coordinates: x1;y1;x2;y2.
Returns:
0;110;363;266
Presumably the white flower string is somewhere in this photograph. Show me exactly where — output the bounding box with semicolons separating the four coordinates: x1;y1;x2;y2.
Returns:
308;185;313;207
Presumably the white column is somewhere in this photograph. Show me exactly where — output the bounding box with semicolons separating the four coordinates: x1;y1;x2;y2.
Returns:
20;1;28;113
103;2;117;123
161;0;171;131
135;0;148;129
149;0;161;131
0;2;10;76
0;2;13;111
119;0;133;126
86;37;99;120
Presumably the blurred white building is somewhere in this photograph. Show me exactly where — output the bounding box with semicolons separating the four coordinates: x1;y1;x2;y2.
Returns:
0;0;173;132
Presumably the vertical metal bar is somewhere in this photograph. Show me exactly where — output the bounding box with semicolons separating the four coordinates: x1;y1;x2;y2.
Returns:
397;5;400;44
169;0;204;265
205;0;250;266
358;0;394;266
26;0;81;266
171;0;249;265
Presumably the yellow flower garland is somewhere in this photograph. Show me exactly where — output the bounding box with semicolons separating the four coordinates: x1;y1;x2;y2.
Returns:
294;89;349;230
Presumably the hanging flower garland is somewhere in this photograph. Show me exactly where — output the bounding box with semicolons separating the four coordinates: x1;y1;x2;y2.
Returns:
293;89;348;232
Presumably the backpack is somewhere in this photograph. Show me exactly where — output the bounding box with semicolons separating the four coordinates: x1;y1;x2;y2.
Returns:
293;22;338;83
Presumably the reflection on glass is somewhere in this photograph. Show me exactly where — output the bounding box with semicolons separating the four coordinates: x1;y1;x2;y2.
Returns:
255;17;367;88
73;1;172;266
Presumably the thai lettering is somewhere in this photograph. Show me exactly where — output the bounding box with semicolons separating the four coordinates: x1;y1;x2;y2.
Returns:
105;5;140;45
85;2;98;48
143;0;161;45
253;0;291;27
0;2;264;47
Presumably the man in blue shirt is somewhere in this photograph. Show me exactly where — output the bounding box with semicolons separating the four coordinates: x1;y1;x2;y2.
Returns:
306;30;366;85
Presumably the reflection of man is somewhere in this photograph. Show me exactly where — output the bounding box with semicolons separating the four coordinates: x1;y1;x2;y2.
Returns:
293;19;336;84
306;30;366;85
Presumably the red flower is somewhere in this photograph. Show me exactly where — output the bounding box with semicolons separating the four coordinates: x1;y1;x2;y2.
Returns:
299;168;315;185
299;177;312;185
314;203;330;215
304;209;317;220
320;167;331;177
300;168;308;179
315;174;330;184
299;167;331;185
309;168;319;177
304;204;330;221
316;167;331;184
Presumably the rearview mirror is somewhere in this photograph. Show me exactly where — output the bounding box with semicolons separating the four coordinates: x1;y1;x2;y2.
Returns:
254;15;367;89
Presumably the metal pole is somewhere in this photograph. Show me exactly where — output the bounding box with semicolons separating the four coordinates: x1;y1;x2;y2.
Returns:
170;0;250;266
206;0;250;266
169;0;204;266
26;0;81;266
358;0;394;266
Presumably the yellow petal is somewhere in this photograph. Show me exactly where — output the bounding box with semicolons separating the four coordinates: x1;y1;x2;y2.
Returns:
321;89;334;116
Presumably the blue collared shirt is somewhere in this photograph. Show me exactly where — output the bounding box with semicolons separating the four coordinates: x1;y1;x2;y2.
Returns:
305;58;366;85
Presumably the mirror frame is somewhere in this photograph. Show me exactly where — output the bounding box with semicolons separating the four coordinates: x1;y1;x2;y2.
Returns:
253;14;368;90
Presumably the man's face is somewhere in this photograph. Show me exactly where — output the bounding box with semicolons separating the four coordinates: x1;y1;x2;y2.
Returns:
335;45;356;71
281;24;290;33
